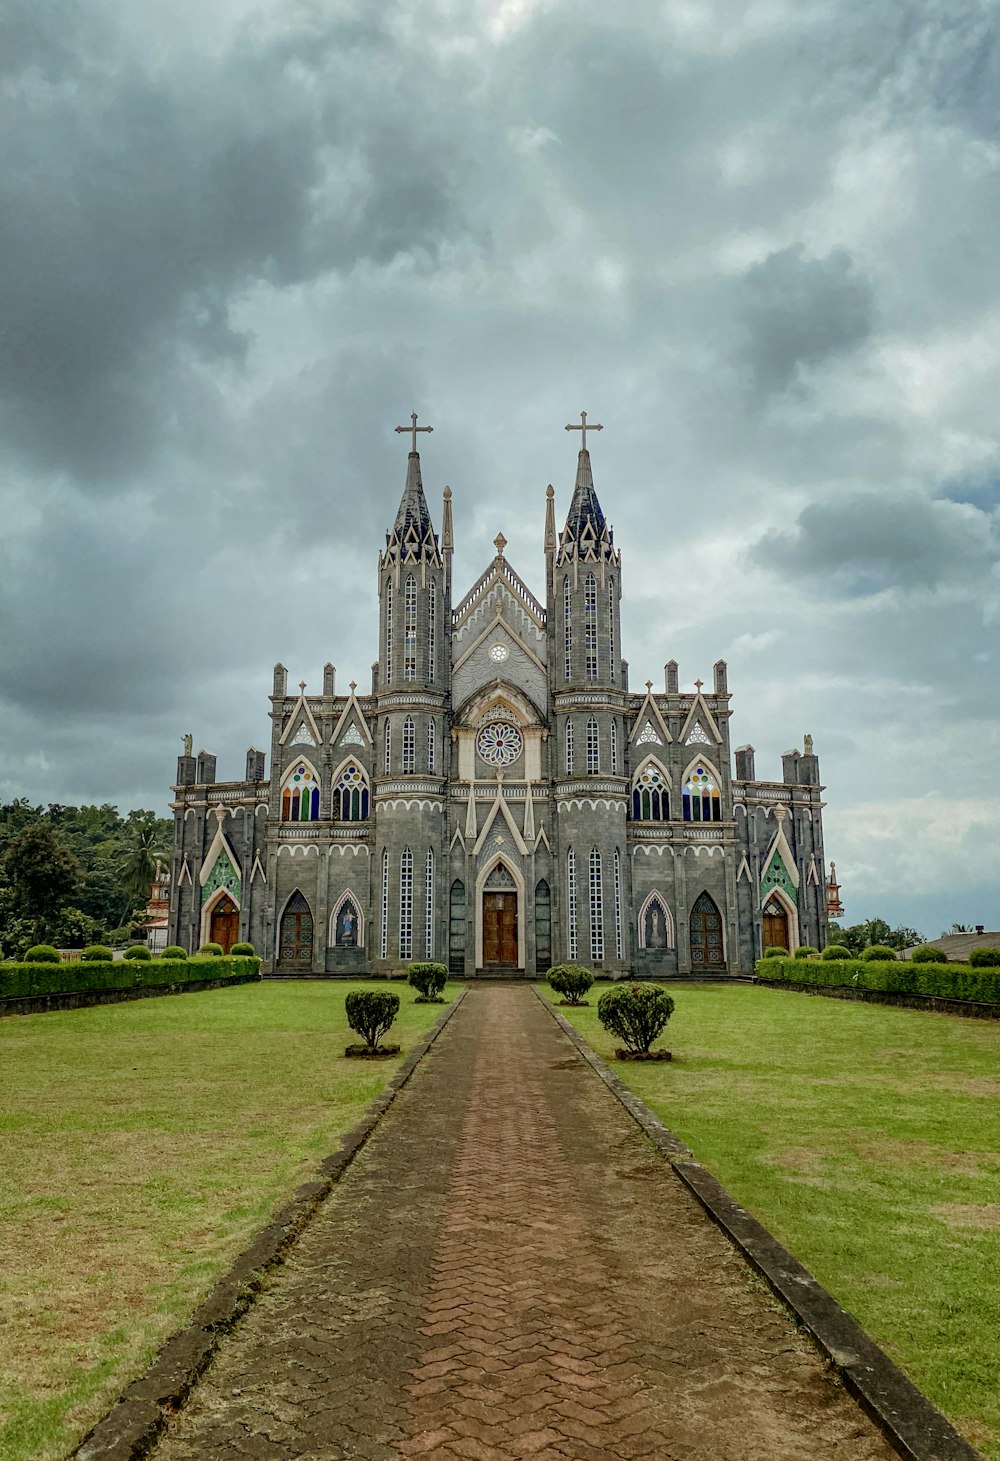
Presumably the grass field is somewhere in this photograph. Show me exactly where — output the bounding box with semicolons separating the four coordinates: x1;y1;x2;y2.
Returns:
0;980;458;1461
549;983;1000;1459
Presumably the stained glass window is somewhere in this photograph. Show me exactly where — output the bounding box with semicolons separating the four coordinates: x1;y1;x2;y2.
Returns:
586;717;600;774
563;577;572;681
404;575;417;681
399;847;413;959
589;847;603;959
281;764;320;822
683;765;722;823
632;763;669;821
567;847;578;959
585;573;598;682
476;722;522;766
336;764;369;821
402;716;415;772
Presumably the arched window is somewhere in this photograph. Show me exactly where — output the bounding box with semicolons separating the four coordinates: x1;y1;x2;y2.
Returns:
586;717;600;774
567;848;578;959
427;720;436;773
279;890;313;967
632;763;669;821
334;896;360;947
640;893;674;949
383;720;391;774
399;847;413;959
404;574;417;681
449;879;466;972
565;720;574;773
335;764;369;821
428;581;437;680
610;720;618;773
563;577;572;681
380;849;389;957
608;579;616;682
584;573;598;682
613;849;623;958
384;581;393;682
683;764;722;823
535;879;552;971
402;716;415;772
425;849;434;957
589;848;603;959
281;763;320;822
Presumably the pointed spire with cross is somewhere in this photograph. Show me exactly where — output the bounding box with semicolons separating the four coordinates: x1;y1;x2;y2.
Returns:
395;411;433;453
565;410;603;452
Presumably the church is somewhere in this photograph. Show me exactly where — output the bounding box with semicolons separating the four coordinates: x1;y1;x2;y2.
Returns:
168;416;832;976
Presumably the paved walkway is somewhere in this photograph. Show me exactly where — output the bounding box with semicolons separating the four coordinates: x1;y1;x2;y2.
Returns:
154;986;895;1460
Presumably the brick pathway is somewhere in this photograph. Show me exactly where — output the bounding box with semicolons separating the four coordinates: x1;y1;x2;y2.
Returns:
154;986;895;1460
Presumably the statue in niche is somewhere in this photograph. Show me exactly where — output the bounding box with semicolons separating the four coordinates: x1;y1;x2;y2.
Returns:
337;901;358;946
645;900;669;949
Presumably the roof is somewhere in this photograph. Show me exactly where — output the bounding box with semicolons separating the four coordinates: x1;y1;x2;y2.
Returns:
391;451;433;541
562;450;607;540
904;932;1000;962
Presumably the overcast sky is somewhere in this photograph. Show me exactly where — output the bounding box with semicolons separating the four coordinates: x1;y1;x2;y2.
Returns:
2;0;998;937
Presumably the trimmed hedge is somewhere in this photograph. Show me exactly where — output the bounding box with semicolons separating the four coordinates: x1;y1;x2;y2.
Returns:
794;946;817;959
123;944;152;961
197;942;224;957
0;955;261;1002
861;944;897;961
161;946;188;960
547;963;595;1002
761;947;787;959
597;982;675;1053
756;955;1000;1004
407;962;448;999
969;948;1000;968
25;945;60;964
821;944;852;960
909;945;943;964
230;941;256;957
80;945;113;962
345;990;399;1049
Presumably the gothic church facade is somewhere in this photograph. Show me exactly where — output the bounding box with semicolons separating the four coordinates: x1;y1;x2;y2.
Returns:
168;430;831;975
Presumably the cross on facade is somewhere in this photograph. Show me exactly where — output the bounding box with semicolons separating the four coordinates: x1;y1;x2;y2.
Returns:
694;680;703;692
565;410;603;451
395;411;433;452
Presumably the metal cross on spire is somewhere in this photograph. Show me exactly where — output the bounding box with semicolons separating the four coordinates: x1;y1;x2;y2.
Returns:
565;410;603;451
395;411;433;453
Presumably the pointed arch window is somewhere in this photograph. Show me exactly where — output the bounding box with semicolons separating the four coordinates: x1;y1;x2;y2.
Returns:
383;720;391;774
380;848;389;958
608;579;616;682
404;574;417;681
281;764;320;822
563;577;572;681
586;717;600;774
427;719;436;773
402;716;415;772
610;720;618;773
584;573;598;682
399;847;413;959
567;848;578;960
613;848;623;958
632;763;669;821
589;848;604;960
683;765;722;823
425;849;434;958
385;580;393;683
565;720;574;773
335;764;369;821
428;580;437;681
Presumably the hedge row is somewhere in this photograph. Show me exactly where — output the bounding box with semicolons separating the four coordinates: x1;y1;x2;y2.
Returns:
0;955;261;1002
755;956;1000;1004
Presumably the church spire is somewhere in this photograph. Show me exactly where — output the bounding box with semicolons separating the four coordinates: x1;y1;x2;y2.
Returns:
382;412;441;569
557;413;616;565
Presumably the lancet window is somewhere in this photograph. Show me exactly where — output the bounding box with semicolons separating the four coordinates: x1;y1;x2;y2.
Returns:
610;720;618;773
425;849;434;958
563;577;572;681
682;764;722;823
608;580;616;682
400;847;413;959
404;575;417;681
428;581;437;680
281;764;320;822
384;720;391;774
427;720;436;773
613;848;623;958
385;581;393;682
584;573;598;682
565;720;574;773
567;847;578;959
402;716;415;772
380;848;389;958
586;717;600;774
335;764;369;821
589;848;604;959
631;763;669;821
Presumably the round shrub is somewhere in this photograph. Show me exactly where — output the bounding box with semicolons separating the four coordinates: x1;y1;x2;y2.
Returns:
197;942;224;957
162;946;188;960
123;944;152;961
407;962;448;999
230;941;256;957
861;944;897;961
969;947;1000;968
547;963;595;1003
821;943;852;961
345;990;400;1049
25;945;60;963
909;945;943;963
80;944;113;962
761;947;788;959
794;945;818;959
597;982;674;1054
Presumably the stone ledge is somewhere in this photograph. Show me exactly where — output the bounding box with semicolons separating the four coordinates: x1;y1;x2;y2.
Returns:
533;988;984;1461
72;988;468;1461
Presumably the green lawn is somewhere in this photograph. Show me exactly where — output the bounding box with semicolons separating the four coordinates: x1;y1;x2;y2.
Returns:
549;984;1000;1460
0;980;458;1461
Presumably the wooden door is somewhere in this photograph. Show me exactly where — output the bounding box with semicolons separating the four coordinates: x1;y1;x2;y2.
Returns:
279;891;314;967
690;892;725;968
483;892;518;966
762;899;789;952
210;895;239;954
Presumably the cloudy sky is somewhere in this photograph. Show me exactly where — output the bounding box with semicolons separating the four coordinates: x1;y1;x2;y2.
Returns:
2;0;998;937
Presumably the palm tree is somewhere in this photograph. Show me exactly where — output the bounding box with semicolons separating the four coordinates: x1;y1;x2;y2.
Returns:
120;826;167;905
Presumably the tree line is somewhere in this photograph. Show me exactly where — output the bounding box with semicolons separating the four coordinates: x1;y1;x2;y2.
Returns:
0;800;171;957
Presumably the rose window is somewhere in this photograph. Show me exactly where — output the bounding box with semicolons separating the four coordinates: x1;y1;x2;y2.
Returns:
489;643;509;662
476;721;523;766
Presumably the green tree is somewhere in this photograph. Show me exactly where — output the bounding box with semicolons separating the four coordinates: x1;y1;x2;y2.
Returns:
3;822;83;929
119;823;167;903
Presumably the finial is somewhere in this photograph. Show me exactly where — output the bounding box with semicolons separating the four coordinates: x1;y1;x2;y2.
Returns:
565;410;603;451
349;680;357;693
443;485;452;500
494;532;507;557
394;410;433;453
694;679;704;692
546;483;554;498
645;680;653;692
804;733;814;755
299;680;307;693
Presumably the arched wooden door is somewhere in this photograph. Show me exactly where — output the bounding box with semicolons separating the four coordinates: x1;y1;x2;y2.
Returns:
690;892;725;969
482;866;518;968
279;891;313;968
762;897;789;952
210;895;239;954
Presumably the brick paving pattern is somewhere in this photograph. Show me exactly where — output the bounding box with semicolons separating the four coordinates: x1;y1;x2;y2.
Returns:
155;986;896;1459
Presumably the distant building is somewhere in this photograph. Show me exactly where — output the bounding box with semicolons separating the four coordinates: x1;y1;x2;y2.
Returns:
143;861;171;954
904;930;1000;962
168;422;833;974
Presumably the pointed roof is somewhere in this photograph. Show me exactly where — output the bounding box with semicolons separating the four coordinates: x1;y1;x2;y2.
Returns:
393;451;433;540
563;450;607;539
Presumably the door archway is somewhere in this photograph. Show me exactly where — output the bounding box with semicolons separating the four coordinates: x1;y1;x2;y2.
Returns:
209;894;239;954
278;891;313;968
762;896;789;952
690;892;725;969
482;864;518;968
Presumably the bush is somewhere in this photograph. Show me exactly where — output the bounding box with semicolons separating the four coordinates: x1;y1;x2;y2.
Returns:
230;941;256;957
597;982;675;1054
1;953;261;1002
969;948;1000;968
197;942;224;957
161;946;188;960
762;947;787;959
407;962;448;999
794;946;818;959
123;944;152;961
862;944;897;961
910;945;944;963
821;944;852;961
547;963;595;1003
80;945;113;962
754;954;1000;1004
24;945;60;964
345;990;400;1049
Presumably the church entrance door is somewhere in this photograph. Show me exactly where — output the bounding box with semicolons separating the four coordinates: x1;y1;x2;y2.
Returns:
690;892;725;969
483;892;518;967
762;898;789;953
279;891;313;968
210;895;239;954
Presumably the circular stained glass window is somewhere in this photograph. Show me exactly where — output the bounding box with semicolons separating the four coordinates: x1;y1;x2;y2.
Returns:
489;643;509;662
476;721;523;766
